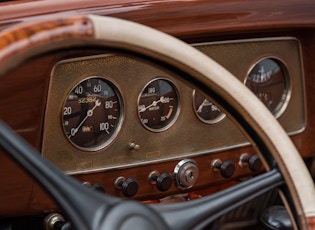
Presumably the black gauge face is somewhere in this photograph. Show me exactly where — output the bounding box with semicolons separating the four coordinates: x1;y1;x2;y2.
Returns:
193;90;225;124
62;77;123;151
138;78;179;132
245;58;289;117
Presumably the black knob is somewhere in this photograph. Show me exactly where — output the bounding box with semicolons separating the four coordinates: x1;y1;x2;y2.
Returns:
248;154;262;172
83;182;106;193
213;159;235;178
150;172;173;191
240;154;262;172
91;183;106;193
115;177;139;197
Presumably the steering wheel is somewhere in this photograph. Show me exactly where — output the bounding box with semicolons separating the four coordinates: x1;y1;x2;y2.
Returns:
0;15;315;230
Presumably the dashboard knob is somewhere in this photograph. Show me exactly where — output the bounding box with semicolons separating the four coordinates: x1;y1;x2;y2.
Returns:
149;171;173;192
83;182;106;193
248;154;262;172
174;159;199;190
212;159;235;178
91;182;106;193
44;213;65;230
240;154;263;172
115;177;139;197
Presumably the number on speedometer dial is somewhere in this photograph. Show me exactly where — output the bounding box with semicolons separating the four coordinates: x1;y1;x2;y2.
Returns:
62;77;123;151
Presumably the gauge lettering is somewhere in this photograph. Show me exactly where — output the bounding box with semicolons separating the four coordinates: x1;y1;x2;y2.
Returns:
63;106;72;116
75;86;84;94
78;96;97;104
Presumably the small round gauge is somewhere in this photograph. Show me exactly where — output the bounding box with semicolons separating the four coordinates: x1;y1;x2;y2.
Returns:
62;77;123;151
138;78;180;132
245;58;289;117
192;90;226;124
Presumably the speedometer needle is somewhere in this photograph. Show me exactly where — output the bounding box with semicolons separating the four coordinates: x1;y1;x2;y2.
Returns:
68;99;101;138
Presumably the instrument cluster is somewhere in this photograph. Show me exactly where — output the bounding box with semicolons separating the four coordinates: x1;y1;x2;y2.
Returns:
42;38;304;175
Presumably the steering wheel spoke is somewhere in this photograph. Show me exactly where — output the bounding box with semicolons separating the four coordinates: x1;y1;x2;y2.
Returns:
0;120;170;230
154;169;283;230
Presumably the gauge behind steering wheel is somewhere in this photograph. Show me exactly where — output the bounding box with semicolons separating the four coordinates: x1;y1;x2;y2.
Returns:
0;15;314;229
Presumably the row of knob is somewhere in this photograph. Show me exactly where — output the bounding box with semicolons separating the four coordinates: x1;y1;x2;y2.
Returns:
213;154;262;178
114;171;173;197
87;154;262;197
45;154;262;229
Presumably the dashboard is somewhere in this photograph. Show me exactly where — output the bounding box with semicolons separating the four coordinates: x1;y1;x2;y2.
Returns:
28;36;303;203
43;37;304;175
0;1;315;229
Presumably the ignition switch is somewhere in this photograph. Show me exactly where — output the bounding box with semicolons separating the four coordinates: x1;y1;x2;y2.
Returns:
174;159;199;190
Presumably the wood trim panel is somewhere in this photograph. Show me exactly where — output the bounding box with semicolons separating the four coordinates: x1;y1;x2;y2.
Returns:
0;0;314;37
0;16;93;72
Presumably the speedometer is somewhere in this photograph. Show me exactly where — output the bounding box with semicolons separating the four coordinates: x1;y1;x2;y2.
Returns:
62;77;123;151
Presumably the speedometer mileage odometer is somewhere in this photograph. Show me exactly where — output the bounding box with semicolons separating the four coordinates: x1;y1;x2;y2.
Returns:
62;77;123;151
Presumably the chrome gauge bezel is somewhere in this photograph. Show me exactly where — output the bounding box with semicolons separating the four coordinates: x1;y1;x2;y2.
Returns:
137;77;180;132
244;57;291;119
192;89;226;124
61;76;124;152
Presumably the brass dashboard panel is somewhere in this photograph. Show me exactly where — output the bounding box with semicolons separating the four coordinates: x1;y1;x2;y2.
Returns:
42;38;305;174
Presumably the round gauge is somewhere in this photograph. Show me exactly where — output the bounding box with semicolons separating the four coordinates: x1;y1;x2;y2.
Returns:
192;90;226;124
138;78;180;132
62;77;123;151
245;58;289;117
